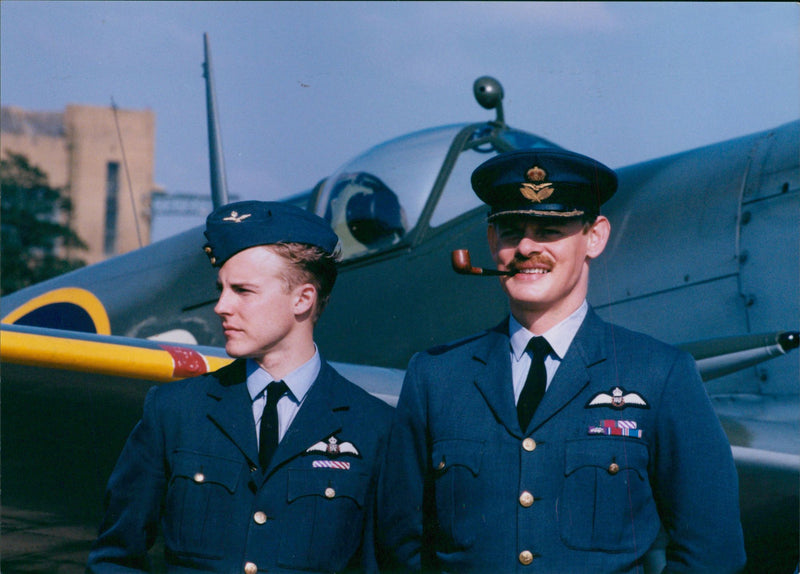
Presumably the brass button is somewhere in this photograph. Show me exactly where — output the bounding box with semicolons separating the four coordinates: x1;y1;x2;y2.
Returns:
437;460;446;470
253;511;267;525
519;491;534;507
522;438;537;452
204;246;212;253
519;550;533;565
193;472;205;483
325;487;336;499
608;462;620;475
243;562;258;574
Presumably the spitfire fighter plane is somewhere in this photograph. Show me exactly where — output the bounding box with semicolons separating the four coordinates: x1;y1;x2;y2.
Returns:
1;36;797;573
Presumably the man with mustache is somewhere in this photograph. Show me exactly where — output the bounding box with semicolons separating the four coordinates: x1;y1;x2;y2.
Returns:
88;201;392;573
378;149;746;572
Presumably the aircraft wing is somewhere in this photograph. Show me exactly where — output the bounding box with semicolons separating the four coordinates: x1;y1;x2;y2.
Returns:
0;322;404;397
2;322;792;396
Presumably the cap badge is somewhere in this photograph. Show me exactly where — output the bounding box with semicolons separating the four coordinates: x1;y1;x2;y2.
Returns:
520;166;554;203
223;211;251;223
527;166;547;182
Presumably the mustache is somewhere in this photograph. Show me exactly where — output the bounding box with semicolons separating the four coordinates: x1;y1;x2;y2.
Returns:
509;254;554;272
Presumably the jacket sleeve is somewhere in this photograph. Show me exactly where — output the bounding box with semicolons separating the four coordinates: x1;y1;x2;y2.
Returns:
377;353;433;571
651;350;746;573
86;386;166;573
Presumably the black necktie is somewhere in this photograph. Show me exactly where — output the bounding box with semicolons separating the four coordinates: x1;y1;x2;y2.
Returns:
259;380;288;469
517;336;551;432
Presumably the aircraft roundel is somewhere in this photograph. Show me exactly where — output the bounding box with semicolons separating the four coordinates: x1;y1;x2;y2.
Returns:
1;287;111;335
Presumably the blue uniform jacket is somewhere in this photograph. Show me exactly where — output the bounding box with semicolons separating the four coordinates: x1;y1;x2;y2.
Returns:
88;358;392;573
378;309;746;573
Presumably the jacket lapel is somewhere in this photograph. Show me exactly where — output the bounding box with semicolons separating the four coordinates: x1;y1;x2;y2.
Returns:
263;362;345;479
205;359;260;466
530;308;608;431
473;321;522;437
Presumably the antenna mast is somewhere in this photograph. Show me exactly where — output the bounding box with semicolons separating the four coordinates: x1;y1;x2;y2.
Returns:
203;33;229;209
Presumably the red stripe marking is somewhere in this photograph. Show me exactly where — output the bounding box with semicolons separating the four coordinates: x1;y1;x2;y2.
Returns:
159;345;209;378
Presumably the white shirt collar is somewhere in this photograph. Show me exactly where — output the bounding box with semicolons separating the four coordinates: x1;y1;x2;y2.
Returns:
246;347;321;404
509;300;588;361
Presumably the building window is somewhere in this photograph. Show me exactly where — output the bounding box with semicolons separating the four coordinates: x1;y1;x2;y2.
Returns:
104;162;119;256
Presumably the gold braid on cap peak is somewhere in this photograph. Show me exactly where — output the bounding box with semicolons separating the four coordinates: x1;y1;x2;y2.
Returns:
488;208;584;221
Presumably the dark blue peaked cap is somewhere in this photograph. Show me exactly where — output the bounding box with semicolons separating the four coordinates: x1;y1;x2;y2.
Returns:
471;148;617;220
203;200;339;267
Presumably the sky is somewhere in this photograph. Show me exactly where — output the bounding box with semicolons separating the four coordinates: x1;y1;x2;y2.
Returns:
2;1;798;213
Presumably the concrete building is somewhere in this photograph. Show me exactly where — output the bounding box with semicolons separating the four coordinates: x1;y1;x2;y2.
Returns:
1;104;157;264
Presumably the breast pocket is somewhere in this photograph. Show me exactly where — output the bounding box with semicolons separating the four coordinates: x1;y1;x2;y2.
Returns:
431;439;484;550
558;437;659;552
278;468;369;571
164;450;242;559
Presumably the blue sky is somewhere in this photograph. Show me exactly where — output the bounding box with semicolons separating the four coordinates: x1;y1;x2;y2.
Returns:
2;2;798;205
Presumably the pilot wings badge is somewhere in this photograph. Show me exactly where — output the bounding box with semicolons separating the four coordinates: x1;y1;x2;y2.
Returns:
306;435;361;458
586;386;649;410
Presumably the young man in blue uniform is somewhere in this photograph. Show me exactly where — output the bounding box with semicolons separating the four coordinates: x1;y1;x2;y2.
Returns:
88;201;392;573
378;150;746;573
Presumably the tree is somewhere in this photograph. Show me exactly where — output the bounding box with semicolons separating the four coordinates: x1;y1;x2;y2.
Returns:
1;151;87;294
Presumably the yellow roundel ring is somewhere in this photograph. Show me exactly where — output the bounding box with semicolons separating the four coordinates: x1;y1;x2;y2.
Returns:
2;287;111;335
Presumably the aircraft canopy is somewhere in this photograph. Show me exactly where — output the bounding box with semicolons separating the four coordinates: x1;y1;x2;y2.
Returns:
314;123;560;261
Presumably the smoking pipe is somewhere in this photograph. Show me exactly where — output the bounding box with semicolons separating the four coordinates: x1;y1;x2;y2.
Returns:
451;249;515;276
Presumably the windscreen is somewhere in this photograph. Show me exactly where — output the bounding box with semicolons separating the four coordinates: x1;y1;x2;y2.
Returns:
315;124;561;260
315;125;464;260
